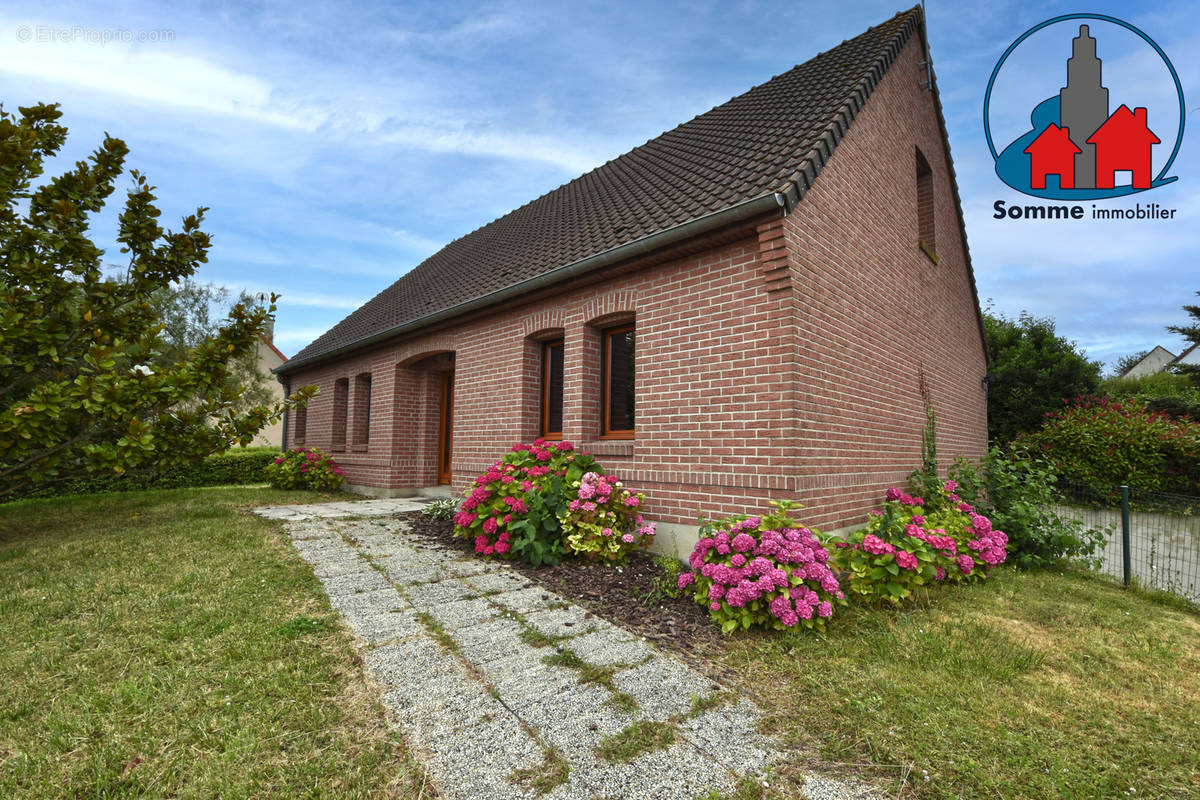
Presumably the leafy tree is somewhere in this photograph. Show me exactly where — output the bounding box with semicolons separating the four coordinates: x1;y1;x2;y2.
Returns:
983;309;1102;444
1167;290;1200;386
0;102;315;498
148;278;276;409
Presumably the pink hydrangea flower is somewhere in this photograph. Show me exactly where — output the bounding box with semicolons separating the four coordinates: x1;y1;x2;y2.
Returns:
730;533;756;553
895;550;918;570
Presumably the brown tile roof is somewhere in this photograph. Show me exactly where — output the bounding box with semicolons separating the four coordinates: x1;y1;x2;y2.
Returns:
283;6;924;371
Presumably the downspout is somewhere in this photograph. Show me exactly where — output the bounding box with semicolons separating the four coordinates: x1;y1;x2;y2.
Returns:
279;376;290;453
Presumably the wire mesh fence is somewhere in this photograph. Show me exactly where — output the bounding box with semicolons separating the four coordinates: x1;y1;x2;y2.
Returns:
1056;480;1200;604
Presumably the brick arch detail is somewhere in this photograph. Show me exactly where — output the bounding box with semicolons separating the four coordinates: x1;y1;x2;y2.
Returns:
394;335;460;367
581;290;638;327
521;310;566;338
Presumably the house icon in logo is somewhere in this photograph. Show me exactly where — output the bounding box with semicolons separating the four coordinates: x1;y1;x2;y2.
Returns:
1023;25;1160;191
985;15;1183;200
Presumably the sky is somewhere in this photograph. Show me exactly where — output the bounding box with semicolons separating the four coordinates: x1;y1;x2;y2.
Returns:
2;0;1196;370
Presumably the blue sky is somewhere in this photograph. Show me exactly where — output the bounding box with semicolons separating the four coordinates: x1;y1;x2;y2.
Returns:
2;0;1196;369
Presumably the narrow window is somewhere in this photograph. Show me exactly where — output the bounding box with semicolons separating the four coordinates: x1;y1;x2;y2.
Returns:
292;405;307;445
541;340;564;439
353;373;372;446
601;325;635;437
332;378;349;450
916;148;937;262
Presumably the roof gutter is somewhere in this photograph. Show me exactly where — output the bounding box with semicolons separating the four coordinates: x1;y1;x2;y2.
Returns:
277;191;787;375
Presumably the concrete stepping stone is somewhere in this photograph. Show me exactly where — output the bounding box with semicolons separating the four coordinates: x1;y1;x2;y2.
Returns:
565;628;655;667
610;656;720;719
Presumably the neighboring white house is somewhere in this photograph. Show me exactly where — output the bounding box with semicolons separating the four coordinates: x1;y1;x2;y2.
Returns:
254;327;288;447
1122;345;1178;378
1175;343;1200;369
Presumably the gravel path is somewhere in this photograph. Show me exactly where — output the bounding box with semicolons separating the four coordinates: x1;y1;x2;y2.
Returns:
254;499;881;800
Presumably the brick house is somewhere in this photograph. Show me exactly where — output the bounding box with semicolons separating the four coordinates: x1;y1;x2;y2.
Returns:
275;6;988;554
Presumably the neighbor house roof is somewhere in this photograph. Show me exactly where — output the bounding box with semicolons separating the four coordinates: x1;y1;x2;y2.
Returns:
281;6;931;373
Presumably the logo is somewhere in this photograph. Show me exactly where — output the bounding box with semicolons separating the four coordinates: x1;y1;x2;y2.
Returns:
984;14;1184;201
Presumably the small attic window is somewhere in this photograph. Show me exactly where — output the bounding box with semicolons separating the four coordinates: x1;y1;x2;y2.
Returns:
915;148;937;263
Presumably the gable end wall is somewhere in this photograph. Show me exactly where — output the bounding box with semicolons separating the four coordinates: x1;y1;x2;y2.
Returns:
780;33;988;527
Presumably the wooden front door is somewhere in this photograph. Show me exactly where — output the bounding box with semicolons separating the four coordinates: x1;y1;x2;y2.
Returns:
438;371;454;485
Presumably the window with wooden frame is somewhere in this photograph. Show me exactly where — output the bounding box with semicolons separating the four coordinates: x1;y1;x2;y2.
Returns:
332;378;349;450
291;405;307;445
600;324;635;438
353;373;372;446
541;339;564;439
916;147;937;263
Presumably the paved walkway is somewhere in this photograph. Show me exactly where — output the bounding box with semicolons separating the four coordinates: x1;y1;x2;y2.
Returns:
254;499;878;800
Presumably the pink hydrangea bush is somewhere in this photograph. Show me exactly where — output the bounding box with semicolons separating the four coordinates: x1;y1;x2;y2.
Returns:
829;482;1009;605
559;471;656;562
265;447;346;490
680;500;843;634
452;439;593;566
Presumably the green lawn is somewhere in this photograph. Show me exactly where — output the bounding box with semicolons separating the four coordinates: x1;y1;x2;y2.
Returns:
4;488;1198;800
0;487;430;799
714;567;1200;800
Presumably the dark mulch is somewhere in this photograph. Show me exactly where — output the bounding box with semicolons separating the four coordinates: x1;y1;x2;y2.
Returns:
400;511;735;681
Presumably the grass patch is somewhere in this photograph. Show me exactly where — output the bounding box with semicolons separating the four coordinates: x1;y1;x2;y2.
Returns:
603;691;640;715
518;626;560;648
595;719;676;763
414;610;460;655
273;614;335;640
0;486;430;799
686;690;737;718
540;645;640;715
509;745;570;795
541;648;620;687
714;566;1200;799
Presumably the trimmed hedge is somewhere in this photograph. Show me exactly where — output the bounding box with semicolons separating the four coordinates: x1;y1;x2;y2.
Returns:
3;448;280;503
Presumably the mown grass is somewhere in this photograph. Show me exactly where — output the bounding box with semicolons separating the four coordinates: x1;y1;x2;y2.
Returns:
0;487;432;799
716;567;1200;800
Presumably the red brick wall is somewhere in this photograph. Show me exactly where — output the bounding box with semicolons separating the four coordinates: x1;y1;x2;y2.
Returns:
283;33;986;534
779;34;989;527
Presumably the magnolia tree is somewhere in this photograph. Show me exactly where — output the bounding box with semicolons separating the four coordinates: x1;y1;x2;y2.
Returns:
0;103;315;498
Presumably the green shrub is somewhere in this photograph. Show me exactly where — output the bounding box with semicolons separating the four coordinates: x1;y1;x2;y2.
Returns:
1103;372;1200;421
2;448;279;502
1014;397;1200;494
948;448;1107;569
264;448;346;491
421;498;456;520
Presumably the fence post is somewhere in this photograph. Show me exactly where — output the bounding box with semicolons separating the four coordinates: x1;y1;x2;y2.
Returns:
1120;485;1131;587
